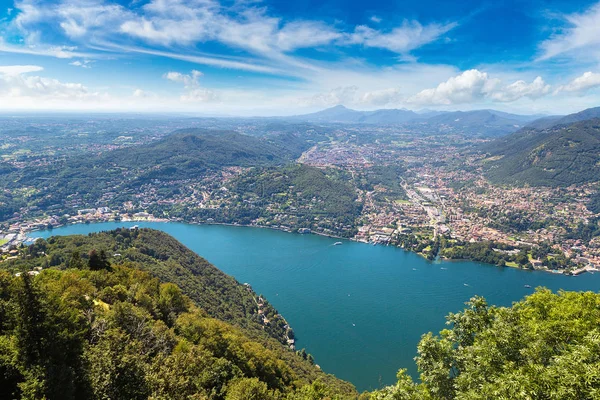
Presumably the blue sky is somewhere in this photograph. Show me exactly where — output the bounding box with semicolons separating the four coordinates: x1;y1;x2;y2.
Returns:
0;0;599;115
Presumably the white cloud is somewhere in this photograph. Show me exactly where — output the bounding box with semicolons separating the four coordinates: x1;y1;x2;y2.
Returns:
0;38;90;59
359;88;403;106
345;20;457;54
9;0;457;72
0;65;44;75
275;21;342;52
370;16;382;23
538;2;600;60
132;88;158;99
556;71;600;93
304;86;403;107
164;69;218;102
408;69;499;105
69;59;93;68
490;76;550;102
306;86;359;107
0;67;93;99
408;70;552;105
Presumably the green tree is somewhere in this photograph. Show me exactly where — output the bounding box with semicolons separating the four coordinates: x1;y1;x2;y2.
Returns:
225;377;274;400
68;250;84;269
88;249;110;271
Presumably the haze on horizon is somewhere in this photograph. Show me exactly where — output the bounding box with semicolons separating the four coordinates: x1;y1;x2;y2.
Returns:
0;0;600;116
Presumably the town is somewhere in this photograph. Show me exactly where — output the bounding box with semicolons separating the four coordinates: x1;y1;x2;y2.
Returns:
2;117;599;275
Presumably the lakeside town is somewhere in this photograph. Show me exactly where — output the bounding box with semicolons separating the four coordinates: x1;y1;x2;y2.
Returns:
1;117;600;275
3;172;599;275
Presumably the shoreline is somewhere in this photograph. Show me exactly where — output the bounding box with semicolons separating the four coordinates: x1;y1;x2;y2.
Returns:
20;216;595;277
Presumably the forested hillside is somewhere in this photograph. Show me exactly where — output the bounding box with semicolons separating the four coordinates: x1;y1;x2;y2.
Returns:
0;129;312;222
0;229;357;399
228;164;361;236
484;118;600;186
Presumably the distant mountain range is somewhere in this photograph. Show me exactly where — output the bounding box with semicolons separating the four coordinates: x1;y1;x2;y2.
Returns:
484;107;600;187
286;105;545;137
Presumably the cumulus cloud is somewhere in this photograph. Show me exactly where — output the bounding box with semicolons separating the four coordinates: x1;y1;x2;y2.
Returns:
359;88;403;105
556;71;600;93
132;88;158;99
164;69;218;102
0;65;93;99
408;69;499;105
408;69;551;105
490;77;550;102
538;2;600;60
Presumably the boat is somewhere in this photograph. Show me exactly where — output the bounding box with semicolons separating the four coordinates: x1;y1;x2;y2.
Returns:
524;284;532;288
334;242;343;246
463;283;469;287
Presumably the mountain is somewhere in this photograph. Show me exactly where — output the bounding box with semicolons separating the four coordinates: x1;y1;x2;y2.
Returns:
523;106;600;131
421;109;540;137
291;105;367;123
523;115;563;130
553;106;600;126
99;129;300;172
484;118;600;186
289;106;538;136
0;229;357;399
360;108;420;124
290;105;418;124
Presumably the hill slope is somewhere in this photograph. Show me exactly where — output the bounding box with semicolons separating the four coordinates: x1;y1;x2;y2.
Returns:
0;129;306;221
484;118;600;186
0;229;357;399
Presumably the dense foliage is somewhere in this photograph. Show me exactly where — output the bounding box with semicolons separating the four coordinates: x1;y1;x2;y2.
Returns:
373;290;600;399
0;266;358;399
228;164;361;236
355;166;407;200
0;229;357;399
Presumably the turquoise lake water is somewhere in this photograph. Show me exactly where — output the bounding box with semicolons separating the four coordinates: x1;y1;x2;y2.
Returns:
31;222;600;392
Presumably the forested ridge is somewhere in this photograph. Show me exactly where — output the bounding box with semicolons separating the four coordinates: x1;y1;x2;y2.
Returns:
484;118;600;187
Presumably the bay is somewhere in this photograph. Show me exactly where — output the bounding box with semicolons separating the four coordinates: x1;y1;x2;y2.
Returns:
31;221;600;392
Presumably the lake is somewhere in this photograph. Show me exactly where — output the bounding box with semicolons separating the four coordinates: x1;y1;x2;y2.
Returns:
31;221;600;392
